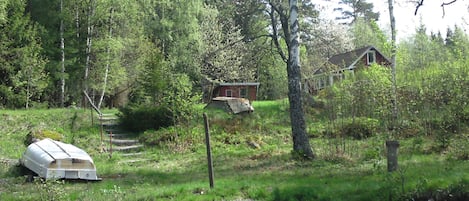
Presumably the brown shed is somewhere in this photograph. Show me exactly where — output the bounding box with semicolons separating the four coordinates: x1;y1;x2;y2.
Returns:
206;82;259;102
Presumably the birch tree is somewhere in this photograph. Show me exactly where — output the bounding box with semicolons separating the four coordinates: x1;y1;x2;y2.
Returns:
388;0;398;131
59;0;65;107
268;0;314;159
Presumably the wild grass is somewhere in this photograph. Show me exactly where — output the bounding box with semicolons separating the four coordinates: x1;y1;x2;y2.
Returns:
0;101;468;200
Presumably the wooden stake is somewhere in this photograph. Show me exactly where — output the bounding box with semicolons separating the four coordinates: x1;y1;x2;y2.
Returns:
203;113;214;188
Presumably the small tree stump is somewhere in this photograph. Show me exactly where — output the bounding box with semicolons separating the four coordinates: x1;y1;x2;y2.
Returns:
386;140;400;172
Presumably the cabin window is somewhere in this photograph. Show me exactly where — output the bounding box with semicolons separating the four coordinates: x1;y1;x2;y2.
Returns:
367;51;376;64
319;77;327;89
239;88;247;98
225;89;232;97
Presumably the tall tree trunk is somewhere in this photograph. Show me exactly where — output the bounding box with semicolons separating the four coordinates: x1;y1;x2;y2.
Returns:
97;6;114;109
288;0;314;158
84;0;95;103
60;0;65;107
388;0;398;132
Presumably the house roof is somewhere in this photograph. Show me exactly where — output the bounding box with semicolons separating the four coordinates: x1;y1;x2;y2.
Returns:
218;82;260;86
313;46;391;75
328;46;374;68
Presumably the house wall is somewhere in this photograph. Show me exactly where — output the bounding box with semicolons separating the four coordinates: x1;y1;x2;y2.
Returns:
359;52;390;66
217;86;258;101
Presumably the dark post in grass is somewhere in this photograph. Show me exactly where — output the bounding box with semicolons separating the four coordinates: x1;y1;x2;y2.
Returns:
386;140;400;172
203;113;214;188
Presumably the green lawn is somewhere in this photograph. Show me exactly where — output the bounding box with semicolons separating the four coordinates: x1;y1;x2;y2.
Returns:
0;102;468;200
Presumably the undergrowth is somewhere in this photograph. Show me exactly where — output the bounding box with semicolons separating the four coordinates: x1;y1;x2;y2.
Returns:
0;100;468;200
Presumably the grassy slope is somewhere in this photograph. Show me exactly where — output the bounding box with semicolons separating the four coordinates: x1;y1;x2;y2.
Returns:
0;102;468;201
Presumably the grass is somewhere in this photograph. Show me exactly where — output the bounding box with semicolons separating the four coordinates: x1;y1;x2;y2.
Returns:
0;101;468;200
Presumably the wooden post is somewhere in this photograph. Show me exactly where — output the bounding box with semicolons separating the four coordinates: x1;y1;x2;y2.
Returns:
109;130;113;158
386;140;400;172
99;114;103;144
203;113;214;188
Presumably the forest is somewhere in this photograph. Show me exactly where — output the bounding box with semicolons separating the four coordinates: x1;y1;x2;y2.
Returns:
1;0;465;110
1;0;469;200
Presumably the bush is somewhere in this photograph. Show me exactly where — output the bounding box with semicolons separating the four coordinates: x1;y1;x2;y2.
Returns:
399;179;469;201
139;128;177;146
324;117;380;140
397;120;424;138
118;104;173;132
272;186;328;201
24;129;64;146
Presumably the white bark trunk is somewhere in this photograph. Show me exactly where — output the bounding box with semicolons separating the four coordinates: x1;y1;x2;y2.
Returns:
84;0;94;96
288;0;314;158
60;0;65;107
97;6;114;109
388;0;398;130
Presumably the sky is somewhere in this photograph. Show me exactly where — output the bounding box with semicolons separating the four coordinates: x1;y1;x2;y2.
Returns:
317;0;469;41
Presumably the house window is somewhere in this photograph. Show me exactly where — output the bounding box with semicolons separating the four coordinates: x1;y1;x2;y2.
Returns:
225;89;232;97
367;51;376;65
239;88;247;98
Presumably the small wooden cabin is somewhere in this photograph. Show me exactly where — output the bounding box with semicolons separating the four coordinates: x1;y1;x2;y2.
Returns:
204;82;259;102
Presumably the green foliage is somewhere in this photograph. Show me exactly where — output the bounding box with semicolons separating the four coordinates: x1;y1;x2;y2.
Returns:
24;129;64;145
321;65;392;129
327;117;380;140
1;104;469;200
272;186;326;201
118;104;172;132
162;73;201;124
35;179;66;201
0;0;47;108
399;179;469;201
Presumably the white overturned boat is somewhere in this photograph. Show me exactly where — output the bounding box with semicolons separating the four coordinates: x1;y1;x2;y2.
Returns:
20;138;100;180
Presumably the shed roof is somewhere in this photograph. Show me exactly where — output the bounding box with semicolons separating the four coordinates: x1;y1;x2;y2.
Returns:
218;82;260;86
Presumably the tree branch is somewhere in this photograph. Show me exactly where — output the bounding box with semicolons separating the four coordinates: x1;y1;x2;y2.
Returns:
415;0;458;17
268;3;288;63
414;0;424;15
441;0;457;17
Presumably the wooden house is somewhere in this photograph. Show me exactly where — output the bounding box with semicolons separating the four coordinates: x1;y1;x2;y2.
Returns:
203;81;260;103
305;46;392;94
212;82;259;100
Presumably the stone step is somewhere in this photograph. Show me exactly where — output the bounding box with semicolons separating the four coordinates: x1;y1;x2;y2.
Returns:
117;158;151;165
121;152;144;157
99;115;118;121
104;128;122;133
101;122;119;127
108;144;144;152
106;133;129;138
108;139;140;146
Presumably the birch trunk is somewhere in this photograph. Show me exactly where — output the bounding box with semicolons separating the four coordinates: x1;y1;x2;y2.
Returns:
60;0;65;107
84;0;95;99
97;6;114;109
388;0;398;132
288;0;314;158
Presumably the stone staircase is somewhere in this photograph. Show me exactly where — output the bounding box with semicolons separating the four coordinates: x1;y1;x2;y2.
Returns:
99;114;147;164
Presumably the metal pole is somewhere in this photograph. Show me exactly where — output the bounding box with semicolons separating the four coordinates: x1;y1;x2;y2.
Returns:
203;113;214;188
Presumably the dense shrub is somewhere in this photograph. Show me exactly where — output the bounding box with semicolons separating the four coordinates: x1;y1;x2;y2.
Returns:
24;129;64;145
396;120;424;138
324;117;380;139
139;127;177;146
399;179;469;201
272;186;327;201
118;104;173;132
